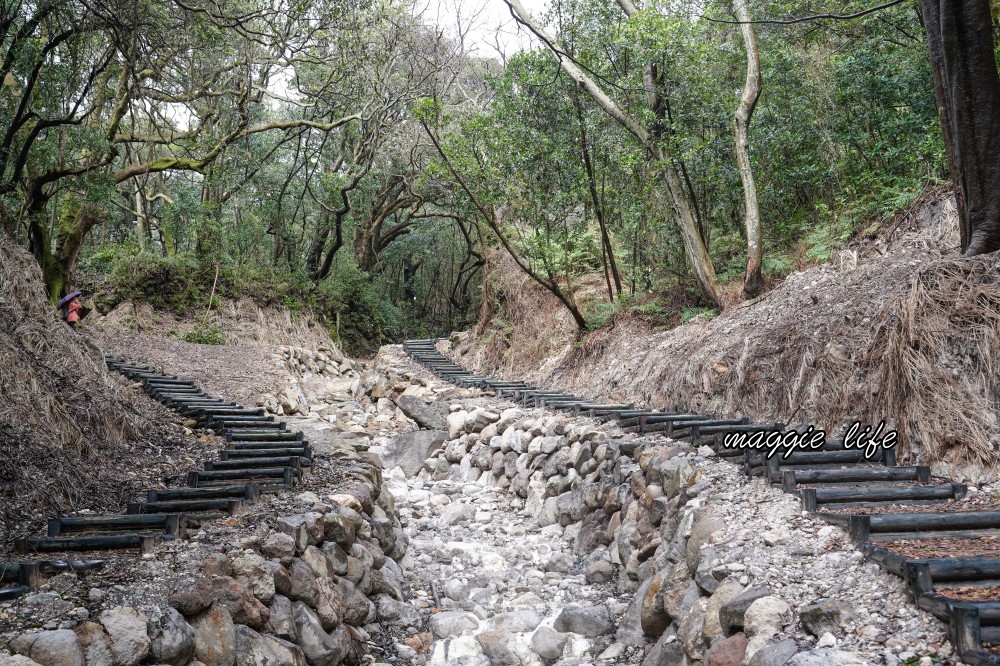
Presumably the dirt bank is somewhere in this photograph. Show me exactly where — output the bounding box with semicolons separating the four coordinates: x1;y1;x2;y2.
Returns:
455;191;1000;481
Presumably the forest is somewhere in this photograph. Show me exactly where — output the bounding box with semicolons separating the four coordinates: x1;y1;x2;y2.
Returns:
0;0;994;353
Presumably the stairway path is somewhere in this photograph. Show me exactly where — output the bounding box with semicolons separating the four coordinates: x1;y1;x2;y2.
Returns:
400;338;1000;665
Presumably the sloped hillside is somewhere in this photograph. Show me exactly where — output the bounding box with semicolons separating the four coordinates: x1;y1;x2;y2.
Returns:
0;235;180;548
456;192;1000;480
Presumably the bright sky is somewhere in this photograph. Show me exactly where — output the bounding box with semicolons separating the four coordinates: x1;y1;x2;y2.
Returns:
418;0;551;61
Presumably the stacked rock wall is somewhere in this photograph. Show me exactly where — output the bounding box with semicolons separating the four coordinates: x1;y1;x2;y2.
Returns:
4;449;409;666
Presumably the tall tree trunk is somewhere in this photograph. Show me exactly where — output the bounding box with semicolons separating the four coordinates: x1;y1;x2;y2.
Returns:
733;0;764;297
918;0;1000;255
505;0;720;307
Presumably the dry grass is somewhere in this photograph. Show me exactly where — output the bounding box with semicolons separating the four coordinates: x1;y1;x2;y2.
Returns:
0;235;170;548
455;191;1000;480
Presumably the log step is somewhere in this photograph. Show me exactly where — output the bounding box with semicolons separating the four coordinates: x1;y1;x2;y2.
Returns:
226;431;303;442
800;483;966;510
148;485;259;503
17;534;163;554
781;466;931;491
48;514;182;537
206;457;301;472
0;585;30;601
128;499;245;515
219;448;311;461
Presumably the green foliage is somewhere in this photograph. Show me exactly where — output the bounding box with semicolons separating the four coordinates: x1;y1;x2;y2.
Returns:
318;261;400;355
182;321;226;345
680;307;717;324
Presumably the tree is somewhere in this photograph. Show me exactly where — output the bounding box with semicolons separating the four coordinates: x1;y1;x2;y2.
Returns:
917;0;1000;256
504;0;722;307
732;0;763;297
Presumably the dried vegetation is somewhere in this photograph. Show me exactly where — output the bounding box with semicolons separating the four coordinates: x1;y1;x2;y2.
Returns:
0;235;179;550
457;191;1000;479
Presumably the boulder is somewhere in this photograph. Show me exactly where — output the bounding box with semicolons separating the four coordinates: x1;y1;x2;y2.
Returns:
266;595;297;642
99;606;150;666
383;430;448;477
291;602;350;666
74;622;114;666
313;577;345;631
230;551;275;604
148;608;196;666
429;611;479;639
209;577;270;630
190;605;236;666
745;596;791;659
276;515;310;553
706;632;749;666
704;578;744;639
234;625;307;666
10;631;84;666
261;532;296;565
322;514;356;551
475;630;520;666
529;626;567;660
676;597;708;659
719;586;772;636
485;610;542;633
641;631;685;666
168;579;214;616
746;639;798;666
393;395;450;430
798;600;855;637
285;558;320;606
377;594;422;627
685;510;727;571
553;604;613;637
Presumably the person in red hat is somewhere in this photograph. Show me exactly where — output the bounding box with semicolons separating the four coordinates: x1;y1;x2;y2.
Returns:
58;290;83;329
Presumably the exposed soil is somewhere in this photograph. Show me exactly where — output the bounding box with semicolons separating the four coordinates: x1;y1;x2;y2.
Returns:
934;585;1000;603
89;327;288;405
818;495;1000;515
882;537;1000;559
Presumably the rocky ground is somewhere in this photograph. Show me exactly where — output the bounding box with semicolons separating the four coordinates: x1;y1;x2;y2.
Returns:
1;332;986;666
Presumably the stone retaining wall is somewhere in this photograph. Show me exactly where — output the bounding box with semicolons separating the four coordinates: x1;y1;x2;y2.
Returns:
3;447;407;666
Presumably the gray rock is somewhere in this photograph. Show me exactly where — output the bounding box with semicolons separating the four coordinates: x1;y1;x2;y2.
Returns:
585;560;613;584
553;604;614;637
276;515;310;553
10;630;85;666
301;545;336;579
234;625;307;666
322;514;356;551
148;608;196;666
641;631;684;666
676;597;708;659
190;605;236;666
486;610;542;633
747;639;799;666
476;630;519;666
384;430;448;476
444;579;470;601
338;578;373;626
429;611;480;638
441;502;476;526
229;551;275;604
261;532;296;564
320;541;350;576
99;606;151;666
798;600;855;637
720;586;772;635
376;594;421;627
266;595;296;642
394;395;450;430
744;596;790;641
209;577;270;630
291;602;350;666
704;578;744;639
530;626;568;660
74;622;113;666
285;558;320;607
785;649;870;666
685;509;727;571
313;578;344;631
